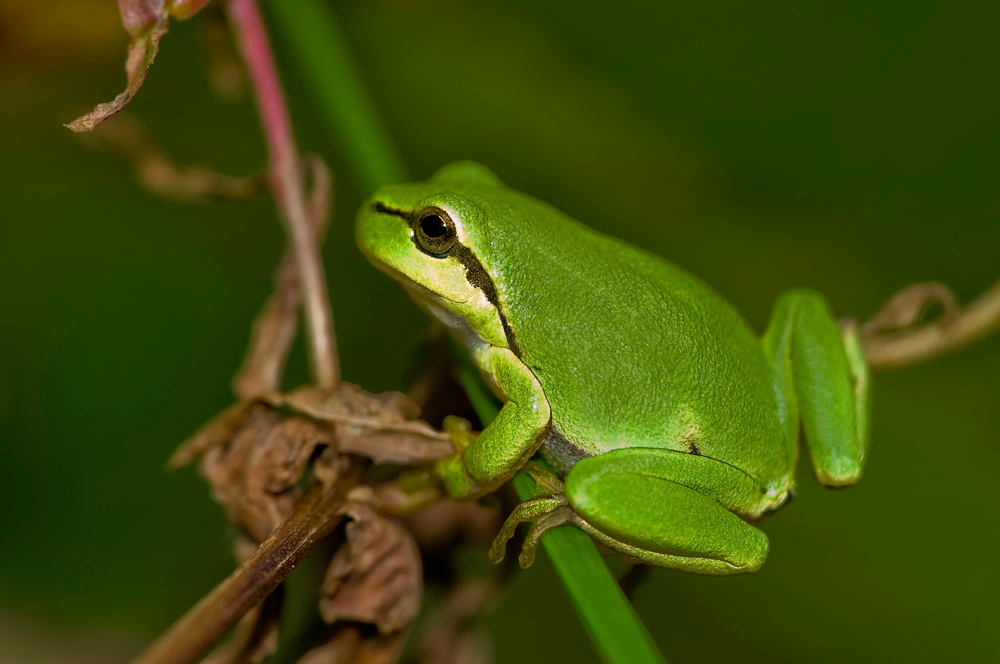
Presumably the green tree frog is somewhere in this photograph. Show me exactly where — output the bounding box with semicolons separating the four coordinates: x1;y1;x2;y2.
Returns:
356;161;870;575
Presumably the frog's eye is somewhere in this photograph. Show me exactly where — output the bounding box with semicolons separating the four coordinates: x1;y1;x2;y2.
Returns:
414;207;458;256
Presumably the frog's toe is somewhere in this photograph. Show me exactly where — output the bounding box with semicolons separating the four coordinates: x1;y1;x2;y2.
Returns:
517;503;578;568
488;494;568;565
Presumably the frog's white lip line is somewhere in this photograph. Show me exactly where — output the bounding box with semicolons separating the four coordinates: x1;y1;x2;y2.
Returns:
368;255;467;305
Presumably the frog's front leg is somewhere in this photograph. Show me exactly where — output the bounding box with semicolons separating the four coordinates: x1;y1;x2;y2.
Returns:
436;345;551;499
492;448;770;575
762;290;871;486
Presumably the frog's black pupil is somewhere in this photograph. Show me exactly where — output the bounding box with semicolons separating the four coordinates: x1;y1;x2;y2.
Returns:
420;214;448;238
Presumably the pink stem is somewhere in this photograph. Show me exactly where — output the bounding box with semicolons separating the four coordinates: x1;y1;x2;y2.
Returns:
227;0;339;389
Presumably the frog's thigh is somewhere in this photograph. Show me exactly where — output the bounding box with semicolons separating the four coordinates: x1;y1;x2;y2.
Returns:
565;448;769;575
763;289;870;487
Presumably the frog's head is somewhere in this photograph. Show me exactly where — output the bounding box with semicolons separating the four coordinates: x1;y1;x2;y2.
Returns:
356;161;516;349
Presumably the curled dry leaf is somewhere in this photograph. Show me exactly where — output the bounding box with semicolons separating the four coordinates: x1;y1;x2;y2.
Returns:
66;0;214;133
862;281;960;337
196;403;335;542
172;386;452;471
66;1;168;133
168;399;257;469
321;487;422;635
169;383;451;542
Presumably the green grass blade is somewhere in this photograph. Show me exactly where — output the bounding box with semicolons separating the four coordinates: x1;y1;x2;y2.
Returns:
267;3;666;661
455;356;667;664
265;0;409;192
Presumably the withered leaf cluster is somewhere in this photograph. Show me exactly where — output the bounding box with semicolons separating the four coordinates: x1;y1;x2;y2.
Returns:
171;384;452;544
76;4;506;663
170;382;445;663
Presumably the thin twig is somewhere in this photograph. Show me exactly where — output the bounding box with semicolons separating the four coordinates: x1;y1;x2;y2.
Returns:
863;278;1000;371
87;114;266;202
227;0;340;389
129;460;366;664
233;155;333;398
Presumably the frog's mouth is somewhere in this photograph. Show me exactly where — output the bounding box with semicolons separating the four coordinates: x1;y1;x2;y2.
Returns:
361;202;467;306
365;250;468;307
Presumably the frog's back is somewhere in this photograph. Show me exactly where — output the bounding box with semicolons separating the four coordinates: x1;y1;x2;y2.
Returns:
475;190;788;481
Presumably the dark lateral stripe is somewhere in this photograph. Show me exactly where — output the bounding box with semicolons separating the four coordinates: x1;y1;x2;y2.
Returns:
372;200;521;357
372;201;411;218
451;245;522;357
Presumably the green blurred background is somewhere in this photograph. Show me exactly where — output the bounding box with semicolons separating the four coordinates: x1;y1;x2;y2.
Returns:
1;0;999;662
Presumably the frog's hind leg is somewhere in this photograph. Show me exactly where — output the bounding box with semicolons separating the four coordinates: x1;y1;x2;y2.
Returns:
762;290;871;487
491;448;771;575
566;448;770;575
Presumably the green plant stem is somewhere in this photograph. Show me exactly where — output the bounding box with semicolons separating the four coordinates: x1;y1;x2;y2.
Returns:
457;356;667;664
265;0;409;193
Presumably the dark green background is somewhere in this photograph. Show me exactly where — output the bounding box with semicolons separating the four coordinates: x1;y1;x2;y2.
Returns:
1;0;998;662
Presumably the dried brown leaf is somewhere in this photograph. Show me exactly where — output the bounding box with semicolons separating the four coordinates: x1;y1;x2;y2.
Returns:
170;381;450;542
270;385;453;465
176;383;453;471
320;487;422;635
190;404;335;541
66;3;168;133
168;399;257;469
65;0;216;133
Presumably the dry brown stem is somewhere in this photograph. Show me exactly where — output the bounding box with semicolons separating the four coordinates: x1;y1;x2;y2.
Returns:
862;278;1000;370
130;458;367;664
227;0;340;389
87;114;266;201
233;155;333;398
199;587;283;664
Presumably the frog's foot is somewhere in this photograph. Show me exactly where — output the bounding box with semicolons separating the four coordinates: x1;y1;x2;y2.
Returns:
488;462;576;568
488;492;580;568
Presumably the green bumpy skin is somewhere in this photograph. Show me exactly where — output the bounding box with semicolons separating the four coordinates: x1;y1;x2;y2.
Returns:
356;161;870;575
